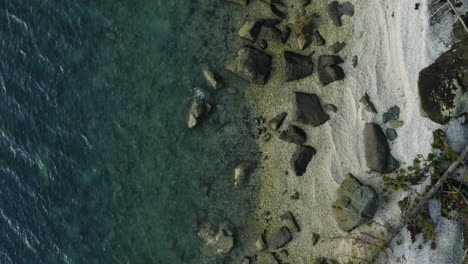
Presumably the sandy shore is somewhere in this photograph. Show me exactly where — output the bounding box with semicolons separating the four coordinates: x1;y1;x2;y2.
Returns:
230;0;465;263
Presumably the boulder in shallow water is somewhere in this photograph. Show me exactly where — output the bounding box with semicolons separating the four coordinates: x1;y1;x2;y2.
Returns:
187;99;213;128
363;123;399;173
279;125;307;144
283;51;314;81
290;145;316;176
294;92;330;126
234;163;250;188
331;173;378;232
197;222;235;255
226;46;272;85
318;55;345;85
202;64;223;90
268;226;292;249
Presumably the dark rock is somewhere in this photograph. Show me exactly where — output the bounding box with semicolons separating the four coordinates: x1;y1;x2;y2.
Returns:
290;145;316;176
259;39;268;49
299;0;311;7
283;51;314;81
259;25;289;43
363;123;399;173
238;21;263;42
241;256;252;264
318;55;345;85
382;105;400;123
352;55;358;67
225;0;249;5
359;93;378;113
311;31;326;46
329;42;346;53
268;112;288;131
188;99;213;128
279;125;307;144
331;174;378;232
386;128;397;141
291;192;300;200
328;1;355;27
418;40;468;124
280;211;300;232
226;46;272;85
453;13;468;41
297;35;311;50
268;226;292;249
311;232;320;246
294;92;330;126
270;3;287;19
292;15;316;36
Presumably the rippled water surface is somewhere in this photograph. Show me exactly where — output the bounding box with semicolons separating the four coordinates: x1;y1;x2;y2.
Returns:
0;1;258;263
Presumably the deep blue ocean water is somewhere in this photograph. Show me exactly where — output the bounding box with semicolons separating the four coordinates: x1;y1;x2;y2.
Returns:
0;1;258;263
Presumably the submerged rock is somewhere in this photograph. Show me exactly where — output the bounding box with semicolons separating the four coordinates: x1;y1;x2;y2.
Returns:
290;145;316;176
268;112;288;131
188;99;213;128
328;1;355;27
418;40;468;124
363;123;399;173
294;92;330;126
283;51;314;81
226;46;272;85
238;21;263;42
202;65;223;90
197;222;235;255
331;174;378;232
234;163;250;188
318;55;345;85
268;226;292;249
279;125;307;144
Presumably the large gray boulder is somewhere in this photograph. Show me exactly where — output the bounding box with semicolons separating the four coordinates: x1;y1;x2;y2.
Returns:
226;46;272;85
363;123;399;173
331;174;378;232
294;92;330;126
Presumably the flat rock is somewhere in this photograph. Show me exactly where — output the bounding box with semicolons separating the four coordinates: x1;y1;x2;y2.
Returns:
188;99;212;128
279;125;307;144
331;174;378;232
283;51;314;81
363;123;399;173
294;92;330;126
318;55;345;85
226;46;272;85
268;112;288;131
418;40;468;124
290;145;316;176
238;21;262;42
268;226;292;249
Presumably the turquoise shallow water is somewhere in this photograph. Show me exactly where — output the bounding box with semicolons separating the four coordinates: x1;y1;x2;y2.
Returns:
0;1;259;263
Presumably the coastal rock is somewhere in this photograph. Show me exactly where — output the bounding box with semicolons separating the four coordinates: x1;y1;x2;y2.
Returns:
202;65;223;90
259;25;290;43
283;51;314;81
311;31;326;46
290;145;316;176
255;236;267;251
382;105;400;123
280;211;300;232
331;174;378;232
328;1;355;27
226;46;272;85
234;163;250;188
329;42;346;53
292;15;316;36
318;55;345;85
294;92;330;126
311;232;320;246
188;99;212;128
312;258;339;264
268;226;292;249
268;112;288;131
352;55;358;67
324;104;338;113
279;125;307;144
238;21;262;42
388;120;404;129
297;34;311;50
453;12;468;41
359;93;378;113
197;222;235;255
225;0;249;6
363;123;399;173
418;40;468;124
386;128;397;141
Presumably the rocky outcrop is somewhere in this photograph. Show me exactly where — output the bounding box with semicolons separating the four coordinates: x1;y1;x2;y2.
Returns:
290;145;316;176
268;226;292;249
363;123;399;173
318;55;345;85
197;222;235;255
294;92;330;126
188;99;212;128
328;1;354;27
279;125;307;144
268;112;288;131
418;40;468;124
202;65;223;90
283;51;314;81
226;46;272;85
331;174;378;232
